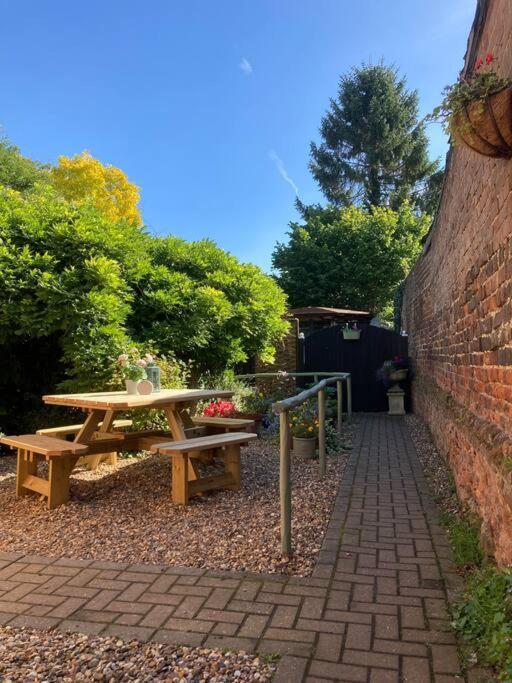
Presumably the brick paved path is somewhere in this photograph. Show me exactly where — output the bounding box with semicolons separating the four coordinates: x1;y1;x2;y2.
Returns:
0;415;464;682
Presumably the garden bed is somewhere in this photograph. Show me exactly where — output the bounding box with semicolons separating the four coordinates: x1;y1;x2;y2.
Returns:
0;432;351;577
0;625;276;682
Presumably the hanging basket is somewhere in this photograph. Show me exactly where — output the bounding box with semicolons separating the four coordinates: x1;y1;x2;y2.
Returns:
342;329;361;341
453;86;512;158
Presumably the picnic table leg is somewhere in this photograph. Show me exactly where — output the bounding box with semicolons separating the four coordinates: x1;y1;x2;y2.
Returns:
164;407;201;483
224;444;241;491
48;457;76;510
16;449;37;497
74;409;105;443
89;409;117;470
172;453;189;505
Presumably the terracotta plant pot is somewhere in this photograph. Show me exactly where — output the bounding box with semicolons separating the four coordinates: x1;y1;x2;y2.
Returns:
342;329;361;340
292;436;317;458
453;86;512;158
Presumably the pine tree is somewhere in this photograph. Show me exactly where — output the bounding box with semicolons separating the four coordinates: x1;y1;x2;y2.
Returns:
309;63;438;208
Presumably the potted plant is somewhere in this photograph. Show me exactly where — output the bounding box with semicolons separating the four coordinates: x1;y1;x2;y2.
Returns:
290;403;318;458
379;356;409;385
342;323;361;340
117;349;151;394
429;53;512;158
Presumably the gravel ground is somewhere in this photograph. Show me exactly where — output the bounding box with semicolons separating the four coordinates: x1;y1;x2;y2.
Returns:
405;414;466;521
0;431;351;576
0;626;277;682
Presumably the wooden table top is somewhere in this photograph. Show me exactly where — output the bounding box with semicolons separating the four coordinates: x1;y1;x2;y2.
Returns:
42;388;234;410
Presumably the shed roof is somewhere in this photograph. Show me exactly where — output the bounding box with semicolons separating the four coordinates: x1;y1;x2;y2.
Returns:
289;306;371;317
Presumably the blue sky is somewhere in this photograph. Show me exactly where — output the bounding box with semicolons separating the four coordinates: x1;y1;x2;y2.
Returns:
1;0;475;270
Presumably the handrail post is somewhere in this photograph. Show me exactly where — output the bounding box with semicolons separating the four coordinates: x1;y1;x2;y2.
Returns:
346;375;352;422
318;387;326;476
279;410;292;557
336;379;343;435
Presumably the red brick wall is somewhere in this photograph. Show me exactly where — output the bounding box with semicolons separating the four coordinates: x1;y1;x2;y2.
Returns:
402;0;512;565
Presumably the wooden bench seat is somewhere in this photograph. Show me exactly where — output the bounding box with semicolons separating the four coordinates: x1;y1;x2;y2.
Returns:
0;434;89;509
36;419;133;471
191;416;255;433
152;432;257;505
36;419;132;438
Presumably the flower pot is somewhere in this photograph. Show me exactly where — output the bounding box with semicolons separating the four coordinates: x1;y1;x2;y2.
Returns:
342;329;361;340
388;369;408;382
125;379;140;395
454;86;512;158
292;436;317;458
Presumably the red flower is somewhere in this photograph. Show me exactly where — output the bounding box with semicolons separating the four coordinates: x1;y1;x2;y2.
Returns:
486;52;495;65
475;57;484;70
203;400;235;418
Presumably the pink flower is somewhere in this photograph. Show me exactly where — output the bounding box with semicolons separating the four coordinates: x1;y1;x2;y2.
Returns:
136;359;147;367
117;354;128;364
144;353;154;363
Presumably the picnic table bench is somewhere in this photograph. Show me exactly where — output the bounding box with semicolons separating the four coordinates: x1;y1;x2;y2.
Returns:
1;389;258;509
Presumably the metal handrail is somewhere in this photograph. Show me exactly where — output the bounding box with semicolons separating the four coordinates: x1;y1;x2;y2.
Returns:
236;371;352;556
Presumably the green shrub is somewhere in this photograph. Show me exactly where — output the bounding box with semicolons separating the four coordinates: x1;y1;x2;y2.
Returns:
453;566;512;681
0;183;288;432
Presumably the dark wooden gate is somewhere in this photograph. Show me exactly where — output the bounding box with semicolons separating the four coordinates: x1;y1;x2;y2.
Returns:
298;325;409;412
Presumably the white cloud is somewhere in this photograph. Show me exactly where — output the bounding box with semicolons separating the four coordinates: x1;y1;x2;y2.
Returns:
239;57;253;76
269;150;299;196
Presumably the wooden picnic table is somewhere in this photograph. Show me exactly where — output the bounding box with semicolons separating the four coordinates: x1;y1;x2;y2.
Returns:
42;388;234;447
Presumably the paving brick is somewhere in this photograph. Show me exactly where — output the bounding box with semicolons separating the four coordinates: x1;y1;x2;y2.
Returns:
59;619;107;635
263;627;316;643
163;617;214;633
374;615;399;640
227;599;272;615
369;669;399;683
309;660;367;682
115;613;142;626
48;597;86;618
9;615;60;630
343;649;399;670
314;632;343;662
103;624;155;641
172;596;206;619
139;604;177;628
238;614;268;638
432;645;462;674
273;655;308;683
402;656;432;682
295;618;345;635
345;623;371;651
152;629;205;647
203;635;257;652
271;604;298;628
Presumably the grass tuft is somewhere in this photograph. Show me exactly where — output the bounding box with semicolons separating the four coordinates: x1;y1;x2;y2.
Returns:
453;566;512;681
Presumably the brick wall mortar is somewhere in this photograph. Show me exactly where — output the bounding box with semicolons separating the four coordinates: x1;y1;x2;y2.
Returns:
402;0;512;565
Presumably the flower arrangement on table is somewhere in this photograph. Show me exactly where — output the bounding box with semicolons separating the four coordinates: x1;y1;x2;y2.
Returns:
203;399;236;418
429;52;512;157
117;349;159;394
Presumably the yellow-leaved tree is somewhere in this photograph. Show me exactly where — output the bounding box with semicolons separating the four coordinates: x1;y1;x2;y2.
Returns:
51;151;142;225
